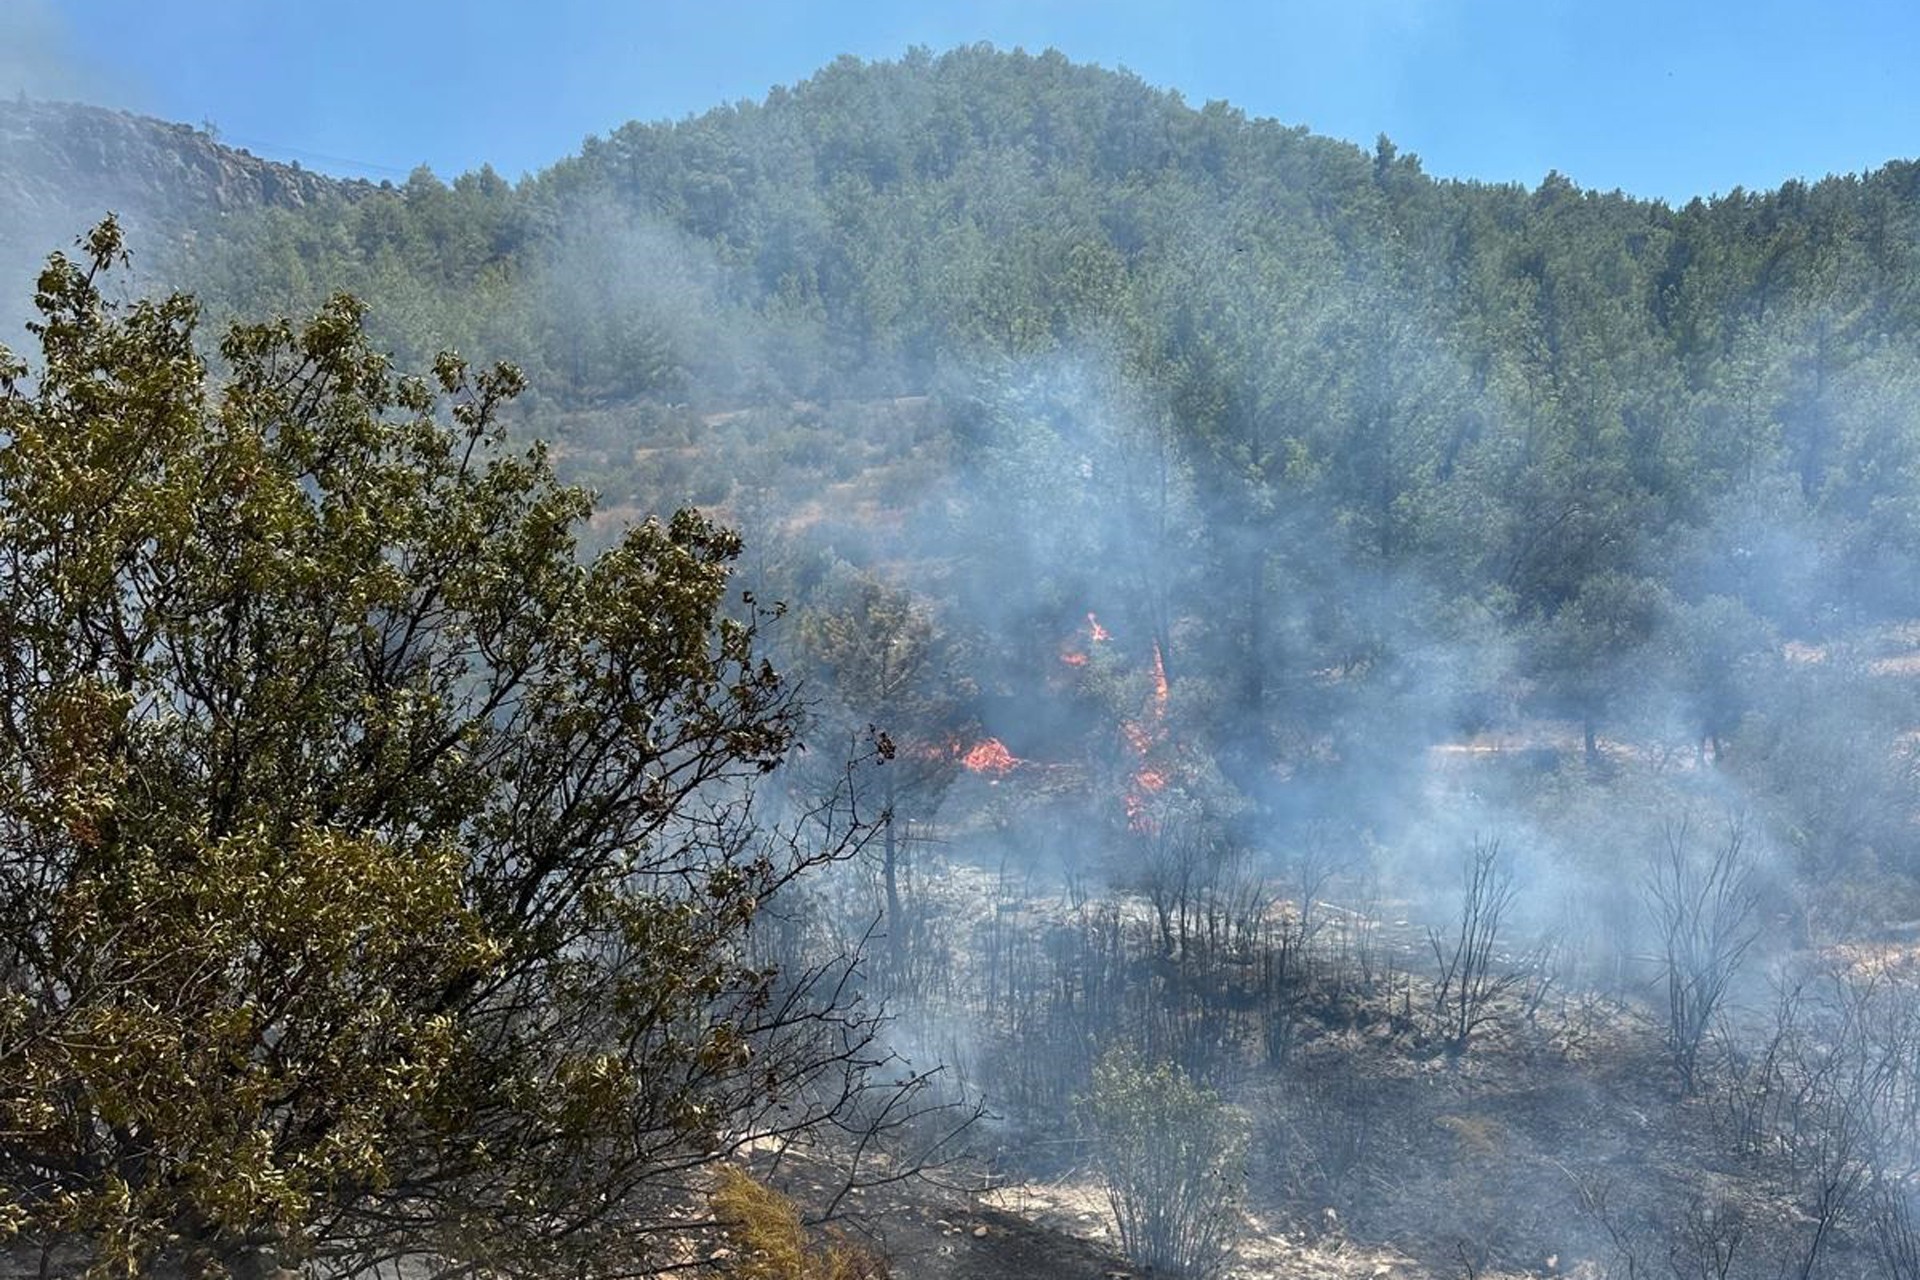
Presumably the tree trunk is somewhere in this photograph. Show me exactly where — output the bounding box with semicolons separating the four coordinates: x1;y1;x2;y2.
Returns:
1244;550;1267;718
883;816;903;973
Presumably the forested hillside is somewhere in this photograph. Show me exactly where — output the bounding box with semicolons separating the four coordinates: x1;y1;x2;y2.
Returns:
10;43;1920;1280
162;45;1920;873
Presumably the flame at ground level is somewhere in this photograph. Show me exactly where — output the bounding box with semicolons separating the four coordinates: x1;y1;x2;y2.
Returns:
961;737;1022;775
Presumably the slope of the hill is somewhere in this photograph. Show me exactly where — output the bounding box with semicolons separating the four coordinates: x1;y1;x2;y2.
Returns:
0;98;364;224
84;45;1920;886
11;45;1920;1280
0;97;373;334
9;46;1920;903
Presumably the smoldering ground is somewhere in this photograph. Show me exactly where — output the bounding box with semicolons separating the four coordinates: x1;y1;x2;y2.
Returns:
710;253;1920;1275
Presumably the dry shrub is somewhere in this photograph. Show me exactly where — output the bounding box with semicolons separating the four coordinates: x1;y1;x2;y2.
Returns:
709;1165;889;1280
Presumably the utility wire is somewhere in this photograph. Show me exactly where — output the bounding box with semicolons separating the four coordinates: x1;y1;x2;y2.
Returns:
214;132;415;179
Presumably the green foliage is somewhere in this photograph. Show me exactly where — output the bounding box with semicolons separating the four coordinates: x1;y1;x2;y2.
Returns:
1530;571;1675;759
123;46;1920;864
1082;1047;1242;1278
0;220;869;1278
1666;594;1776;754
793;567;976;985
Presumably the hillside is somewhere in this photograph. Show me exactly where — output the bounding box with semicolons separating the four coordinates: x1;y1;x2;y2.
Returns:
8;46;1920;1280
0;96;372;333
0;98;363;225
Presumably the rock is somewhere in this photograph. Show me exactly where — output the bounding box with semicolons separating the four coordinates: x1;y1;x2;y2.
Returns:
0;97;377;320
973;1224;990;1238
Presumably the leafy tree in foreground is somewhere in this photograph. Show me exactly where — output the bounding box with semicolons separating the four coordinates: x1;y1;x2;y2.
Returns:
0;221;892;1278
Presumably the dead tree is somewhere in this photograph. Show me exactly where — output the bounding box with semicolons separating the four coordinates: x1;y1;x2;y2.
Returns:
1869;1179;1920;1280
1261;835;1333;1066
1644;816;1760;1092
1429;838;1521;1057
1668;1195;1747;1280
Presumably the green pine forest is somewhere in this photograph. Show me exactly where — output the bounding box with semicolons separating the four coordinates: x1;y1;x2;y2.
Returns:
170;46;1920;876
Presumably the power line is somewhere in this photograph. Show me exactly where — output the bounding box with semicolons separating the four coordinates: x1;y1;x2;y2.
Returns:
215;132;415;178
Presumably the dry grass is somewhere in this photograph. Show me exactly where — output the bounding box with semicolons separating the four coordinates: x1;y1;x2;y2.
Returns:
710;1165;890;1280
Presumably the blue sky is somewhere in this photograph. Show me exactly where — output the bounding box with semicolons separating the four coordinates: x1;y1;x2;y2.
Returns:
9;0;1917;203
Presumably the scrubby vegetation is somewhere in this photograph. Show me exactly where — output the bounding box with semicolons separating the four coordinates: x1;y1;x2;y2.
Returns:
8;42;1920;1280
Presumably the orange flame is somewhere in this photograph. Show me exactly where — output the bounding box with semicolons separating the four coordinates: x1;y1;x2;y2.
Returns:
1123;643;1172;832
961;737;1021;775
1125;767;1165;832
1062;612;1110;670
1124;776;1167;830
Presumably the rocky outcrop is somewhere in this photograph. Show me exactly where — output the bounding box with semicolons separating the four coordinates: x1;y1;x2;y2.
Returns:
0;97;375;333
0;96;372;232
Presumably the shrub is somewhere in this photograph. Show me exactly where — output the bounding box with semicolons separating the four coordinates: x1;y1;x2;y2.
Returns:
1082;1047;1243;1278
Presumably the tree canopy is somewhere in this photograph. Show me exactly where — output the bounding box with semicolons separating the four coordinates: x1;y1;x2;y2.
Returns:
0;220;885;1279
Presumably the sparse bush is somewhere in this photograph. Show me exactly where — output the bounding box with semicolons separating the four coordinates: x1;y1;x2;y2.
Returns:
1429;839;1521;1056
1082;1047;1242;1279
1254;1064;1387;1228
1645;816;1760;1091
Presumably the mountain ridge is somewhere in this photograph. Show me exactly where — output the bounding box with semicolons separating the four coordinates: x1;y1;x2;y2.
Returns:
1;96;371;228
